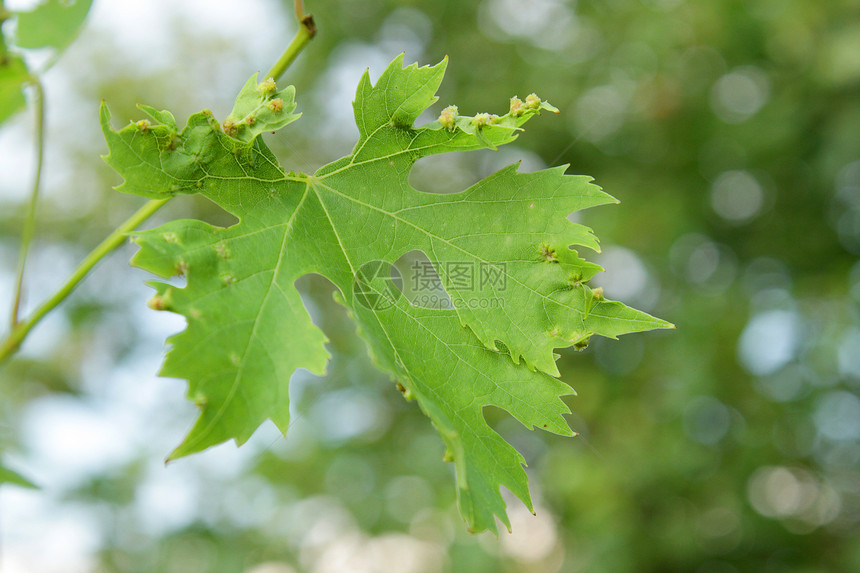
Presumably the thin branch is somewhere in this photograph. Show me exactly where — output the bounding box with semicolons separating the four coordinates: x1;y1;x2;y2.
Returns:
0;198;169;365
10;79;45;328
266;1;316;81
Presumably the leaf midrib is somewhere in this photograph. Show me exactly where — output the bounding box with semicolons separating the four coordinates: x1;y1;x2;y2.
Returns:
176;182;312;453
309;179;533;507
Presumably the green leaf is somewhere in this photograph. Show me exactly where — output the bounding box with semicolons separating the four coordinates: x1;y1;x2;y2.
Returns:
222;74;301;142
14;0;93;53
0;461;37;489
0;0;93;127
102;54;673;533
0;53;29;124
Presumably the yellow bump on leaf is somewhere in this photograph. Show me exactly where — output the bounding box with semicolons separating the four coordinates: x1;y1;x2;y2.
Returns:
257;77;277;96
538;243;558;263
268;98;284;112
510;96;524;117
573;336;591;351
136;119;150;132
214;241;230;260
396;381;415;400
222;119;238;137
146;295;166;311
525;93;541;110
472;113;491;127
439;105;458;130
148;287;174;311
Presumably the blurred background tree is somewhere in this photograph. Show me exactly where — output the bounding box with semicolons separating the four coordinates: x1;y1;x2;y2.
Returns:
1;0;859;572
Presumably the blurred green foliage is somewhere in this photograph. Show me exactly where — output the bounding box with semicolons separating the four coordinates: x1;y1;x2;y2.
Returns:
1;0;859;572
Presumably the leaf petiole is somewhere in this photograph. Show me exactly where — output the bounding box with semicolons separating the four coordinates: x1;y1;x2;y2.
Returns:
10;78;44;329
265;0;316;82
0;198;169;365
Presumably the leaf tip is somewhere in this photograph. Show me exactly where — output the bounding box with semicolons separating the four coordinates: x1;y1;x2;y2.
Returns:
98;100;111;125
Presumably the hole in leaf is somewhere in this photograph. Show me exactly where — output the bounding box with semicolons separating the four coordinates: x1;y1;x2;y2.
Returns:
294;273;343;335
494;340;510;355
352;260;403;311
482;405;549;460
392;250;454;310
187;194;240;228
409;152;488;194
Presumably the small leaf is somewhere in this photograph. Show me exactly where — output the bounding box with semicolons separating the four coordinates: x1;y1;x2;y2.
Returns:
0;54;30;125
14;0;93;53
0;461;38;489
222;74;300;142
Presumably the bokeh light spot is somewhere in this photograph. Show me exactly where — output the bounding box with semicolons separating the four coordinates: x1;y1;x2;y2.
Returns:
738;310;801;376
710;67;770;123
710;170;765;223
